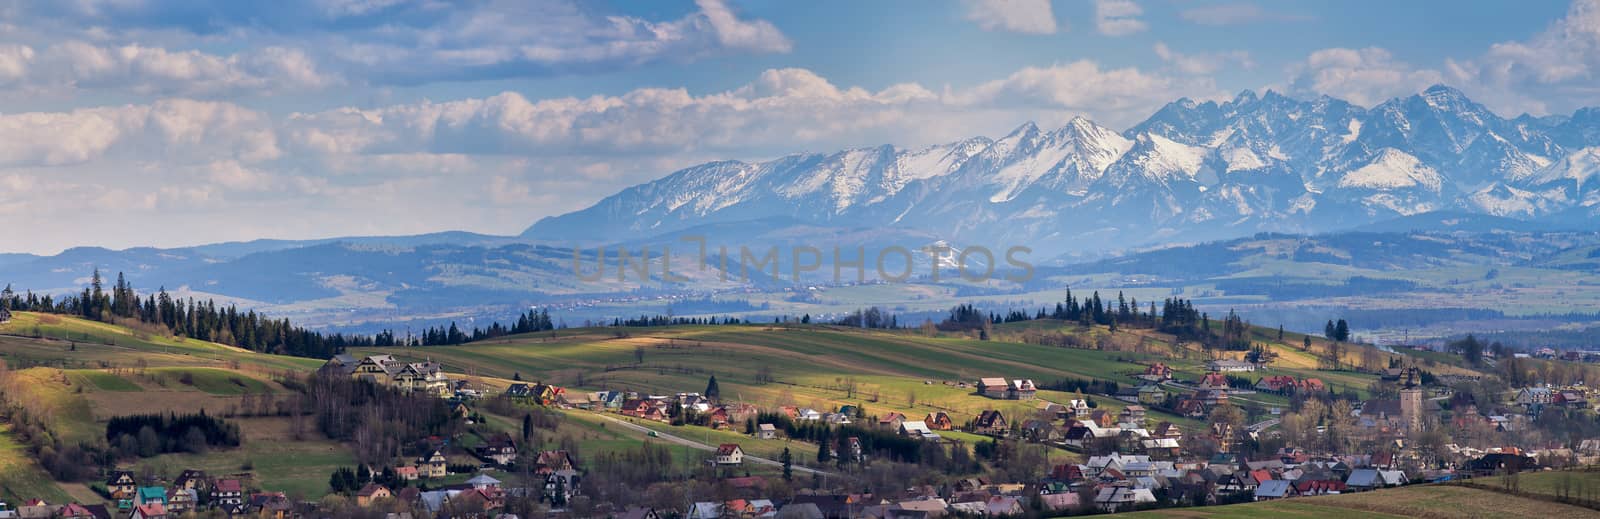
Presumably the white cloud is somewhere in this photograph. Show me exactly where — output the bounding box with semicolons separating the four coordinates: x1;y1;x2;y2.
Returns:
1094;0;1147;36
0;41;336;97
1154;42;1253;75
1286;47;1446;107
1456;0;1600;115
1179;3;1309;26
962;0;1059;35
695;0;793;53
0;62;1198;253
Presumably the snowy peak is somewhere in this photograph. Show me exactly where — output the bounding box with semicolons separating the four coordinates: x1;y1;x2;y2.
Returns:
1338;148;1442;192
527;85;1600;252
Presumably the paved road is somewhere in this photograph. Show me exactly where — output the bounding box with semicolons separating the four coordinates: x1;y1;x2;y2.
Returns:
1248;418;1281;433
596;414;830;475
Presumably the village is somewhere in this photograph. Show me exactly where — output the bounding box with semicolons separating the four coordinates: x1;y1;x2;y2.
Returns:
1;339;1598;519
3;344;1574;519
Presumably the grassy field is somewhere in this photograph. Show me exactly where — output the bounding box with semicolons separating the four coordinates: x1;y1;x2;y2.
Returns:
128;417;354;499
350;324;1215;434
0;312;324;373
67;369;142;392
0;424;73;504
1123;482;1600;518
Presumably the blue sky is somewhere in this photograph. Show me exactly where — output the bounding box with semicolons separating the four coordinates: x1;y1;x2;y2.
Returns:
1;0;1596;253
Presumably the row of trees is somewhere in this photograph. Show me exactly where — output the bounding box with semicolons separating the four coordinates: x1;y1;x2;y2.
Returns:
2;273;377;358
1;273;574;358
105;411;241;456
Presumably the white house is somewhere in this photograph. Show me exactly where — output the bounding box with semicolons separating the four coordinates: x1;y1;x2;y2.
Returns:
715;444;744;465
1207;360;1256;372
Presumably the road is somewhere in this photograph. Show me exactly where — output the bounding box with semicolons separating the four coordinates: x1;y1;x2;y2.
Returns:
1248;418;1281;433
596;414;830;475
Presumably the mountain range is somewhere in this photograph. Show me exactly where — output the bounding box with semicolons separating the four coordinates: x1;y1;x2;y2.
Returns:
6;85;1600;330
527;85;1600;254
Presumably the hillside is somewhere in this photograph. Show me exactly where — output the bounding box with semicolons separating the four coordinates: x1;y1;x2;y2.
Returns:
0;313;339;500
1122;476;1600;518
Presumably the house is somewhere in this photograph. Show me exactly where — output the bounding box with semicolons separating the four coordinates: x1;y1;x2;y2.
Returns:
105;471;137;507
211;479;244;509
985;496;1023;516
129;503;166;519
0;308;11;324
617;507;662;519
899;421;941;441
505;383;533;398
1143;363;1174;381
247;493;293;519
356;483;393;507
1175;398;1207;418
419;450;448;478
164;488;196;513
924;412;954;431
706;406;732;429
325;355;452;397
1195;389;1229;407
1094;487;1155;513
1294;479;1347;496
1137;385;1166;405
1119;405;1147;425
976;378;1010;399
757;423;778;439
56;503;96;519
1197;373;1231;390
1021;419;1062;442
1515;387;1554;407
1346;469;1407;491
838;436;865;463
1254;480;1291;501
1556;389;1589;407
1207;360;1256;372
479;432;518;466
394;466;419;481
535;450;577;473
1008;379;1037;400
172;470;207;491
716;444;745;465
972;410;1008;436
796;408;824;421
135;487;165;507
1255;376;1298;394
877;412;907;430
689;502;723;519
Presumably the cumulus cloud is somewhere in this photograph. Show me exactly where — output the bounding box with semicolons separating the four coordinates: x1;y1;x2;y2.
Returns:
1154;42;1253;75
1456;0;1600;115
0;62;1197;252
3;0;794;90
1094;0;1147;36
961;0;1059;35
1286;47;1446;107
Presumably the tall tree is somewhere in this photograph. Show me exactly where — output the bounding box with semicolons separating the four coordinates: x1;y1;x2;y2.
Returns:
705;375;721;401
780;447;793;481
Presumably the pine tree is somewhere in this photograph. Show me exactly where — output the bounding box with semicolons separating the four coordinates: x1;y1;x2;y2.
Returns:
522;413;533;441
781;447;793;481
705;375;721;401
817;430;832;463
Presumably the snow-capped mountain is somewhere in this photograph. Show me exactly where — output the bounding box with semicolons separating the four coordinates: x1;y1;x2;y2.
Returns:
527;85;1600;254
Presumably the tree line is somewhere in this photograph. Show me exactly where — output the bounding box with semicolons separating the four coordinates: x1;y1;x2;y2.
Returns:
105;411;241;457
0;272;570;358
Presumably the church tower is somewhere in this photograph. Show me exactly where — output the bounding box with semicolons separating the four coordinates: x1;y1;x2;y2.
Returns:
1399;367;1423;433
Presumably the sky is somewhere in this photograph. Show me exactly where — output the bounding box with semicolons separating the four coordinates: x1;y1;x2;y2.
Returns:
1;0;1597;254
